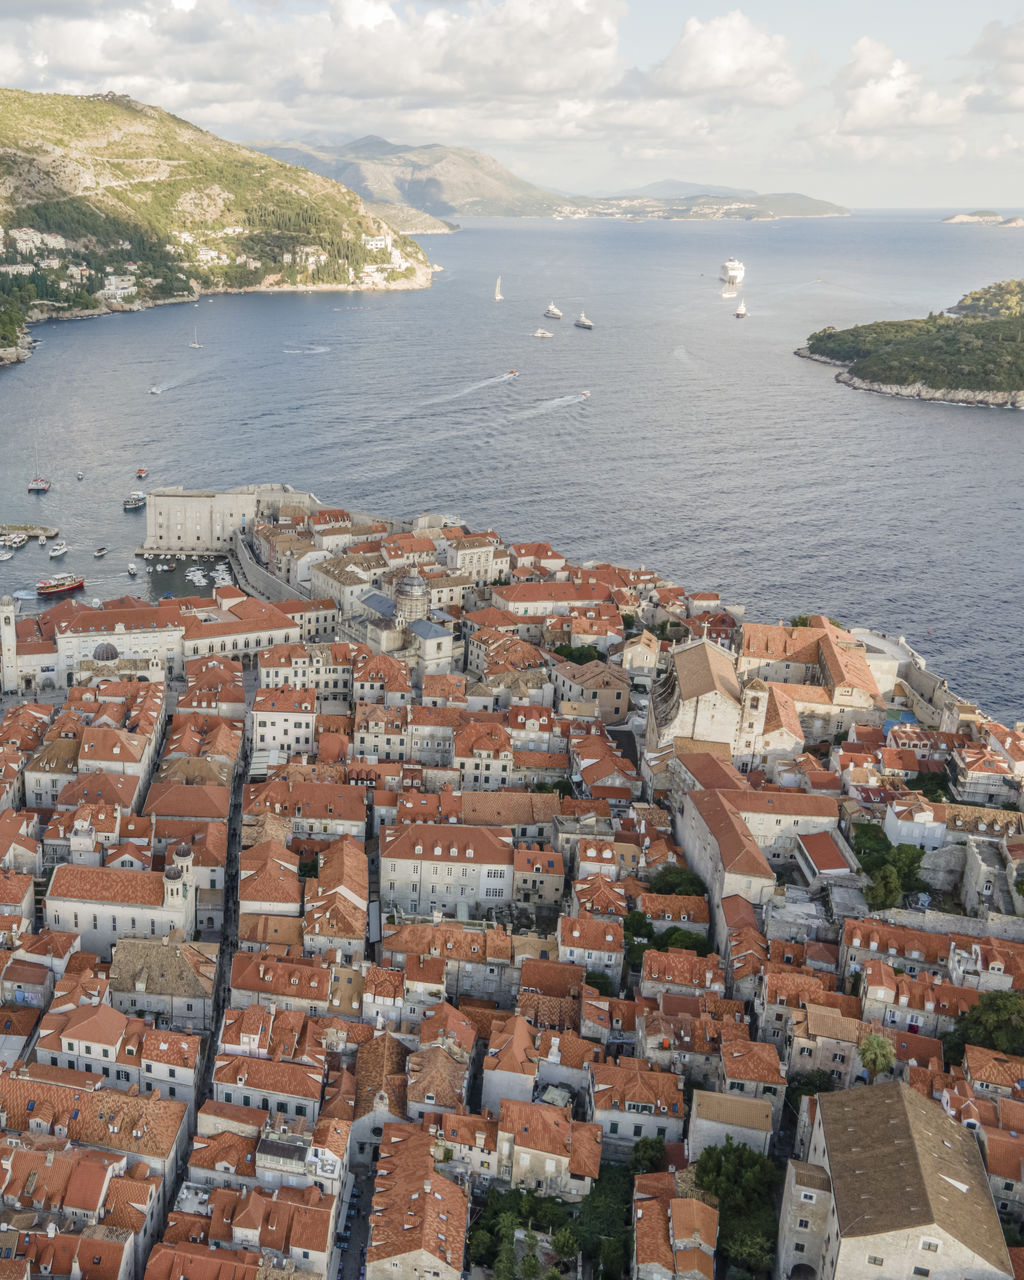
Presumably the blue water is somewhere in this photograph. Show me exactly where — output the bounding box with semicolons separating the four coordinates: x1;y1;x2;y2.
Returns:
1;211;1022;721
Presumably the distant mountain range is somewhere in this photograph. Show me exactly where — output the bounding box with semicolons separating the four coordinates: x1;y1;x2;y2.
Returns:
249;136;848;223
604;179;758;199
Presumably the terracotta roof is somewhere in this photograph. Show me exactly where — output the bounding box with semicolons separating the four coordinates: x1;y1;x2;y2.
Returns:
498;1099;602;1178
367;1124;467;1270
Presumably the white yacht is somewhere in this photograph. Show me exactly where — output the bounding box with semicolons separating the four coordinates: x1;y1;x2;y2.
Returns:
127;563;138;576
735;299;748;319
721;258;745;286
532;328;554;339
48;541;69;559
574;312;594;330
544;302;562;319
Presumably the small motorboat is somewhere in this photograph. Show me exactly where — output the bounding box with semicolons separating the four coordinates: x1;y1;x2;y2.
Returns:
150;387;160;396
76;471;84;480
0;552;12;562
508;369;518;377
37;535;47;547
127;563;138;576
94;547;109;558
580;390;591;398
136;467;148;478
735;299;748;319
532;329;553;338
48;541;69;559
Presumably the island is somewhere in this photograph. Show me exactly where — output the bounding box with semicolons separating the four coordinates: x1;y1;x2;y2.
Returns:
795;279;1024;408
942;210;1024;227
0;89;432;368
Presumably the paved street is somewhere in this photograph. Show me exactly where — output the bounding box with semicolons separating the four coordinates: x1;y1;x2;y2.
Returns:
339;1173;374;1280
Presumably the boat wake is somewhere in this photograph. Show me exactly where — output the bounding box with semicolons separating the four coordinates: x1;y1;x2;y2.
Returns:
508;393;588;421
420;373;518;407
283;345;330;355
12;591;35;601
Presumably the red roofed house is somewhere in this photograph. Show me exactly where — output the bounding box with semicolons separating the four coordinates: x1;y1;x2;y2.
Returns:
633;1172;719;1280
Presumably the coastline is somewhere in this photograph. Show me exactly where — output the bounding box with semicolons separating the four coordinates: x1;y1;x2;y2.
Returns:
794;346;1024;409
0;264;435;371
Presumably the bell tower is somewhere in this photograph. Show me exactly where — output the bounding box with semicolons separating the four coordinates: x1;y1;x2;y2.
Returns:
0;597;18;694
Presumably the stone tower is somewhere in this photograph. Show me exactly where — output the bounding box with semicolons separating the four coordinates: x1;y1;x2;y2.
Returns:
0;596;17;694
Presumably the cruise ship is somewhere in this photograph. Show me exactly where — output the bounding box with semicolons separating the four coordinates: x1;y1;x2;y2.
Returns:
720;258;745;286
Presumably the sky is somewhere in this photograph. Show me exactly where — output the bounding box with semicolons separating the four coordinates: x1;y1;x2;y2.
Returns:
3;0;1024;205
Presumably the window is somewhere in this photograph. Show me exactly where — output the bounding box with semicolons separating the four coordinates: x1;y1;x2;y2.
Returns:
609;1122;618;1134
912;1270;930;1278
800;1192;815;1203
920;1241;939;1253
797;1219;809;1230
793;1243;805;1254
867;1258;883;1268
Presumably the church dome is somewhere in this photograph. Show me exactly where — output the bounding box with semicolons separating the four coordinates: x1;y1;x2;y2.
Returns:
397;571;429;598
93;642;119;661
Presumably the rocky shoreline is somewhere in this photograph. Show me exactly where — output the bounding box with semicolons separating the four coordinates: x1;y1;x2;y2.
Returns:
0;264;435;372
794;346;1024;409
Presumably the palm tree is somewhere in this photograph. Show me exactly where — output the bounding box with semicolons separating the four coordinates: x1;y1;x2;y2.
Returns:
859;1031;896;1083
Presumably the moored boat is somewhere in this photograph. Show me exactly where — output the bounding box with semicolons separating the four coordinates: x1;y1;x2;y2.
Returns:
544;302;562;319
127;563;138;576
735;299;748;319
37;574;84;597
27;477;50;493
574;312;594;330
721;257;745;285
124;492;147;511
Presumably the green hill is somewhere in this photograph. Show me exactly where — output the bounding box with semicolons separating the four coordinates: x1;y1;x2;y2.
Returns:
804;304;1024;395
0;90;430;356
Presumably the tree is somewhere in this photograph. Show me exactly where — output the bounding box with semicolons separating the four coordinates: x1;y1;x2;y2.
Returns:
468;1229;494;1265
943;990;1024;1064
865;863;903;910
496;1210;520;1244
535;1199;568;1233
694;1140;780;1274
552;1225;578;1261
493;1246;518;1280
584;969;616;996
785;1069;835;1105
858;1032;896;1082
624;909;653;939
599;1237;626;1279
544;1270;563;1280
649;863;707;897
628;1136;665;1174
521;1252;541;1280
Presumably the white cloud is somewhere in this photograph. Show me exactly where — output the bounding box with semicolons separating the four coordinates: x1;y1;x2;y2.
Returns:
969;20;1024;110
651;10;802;107
833;37;977;134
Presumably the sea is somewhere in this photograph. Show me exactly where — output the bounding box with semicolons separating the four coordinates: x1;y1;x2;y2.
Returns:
0;210;1021;722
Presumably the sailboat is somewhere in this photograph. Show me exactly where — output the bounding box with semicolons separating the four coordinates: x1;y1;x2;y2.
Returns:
735;299;748;319
189;327;203;349
494;276;503;302
27;437;50;492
